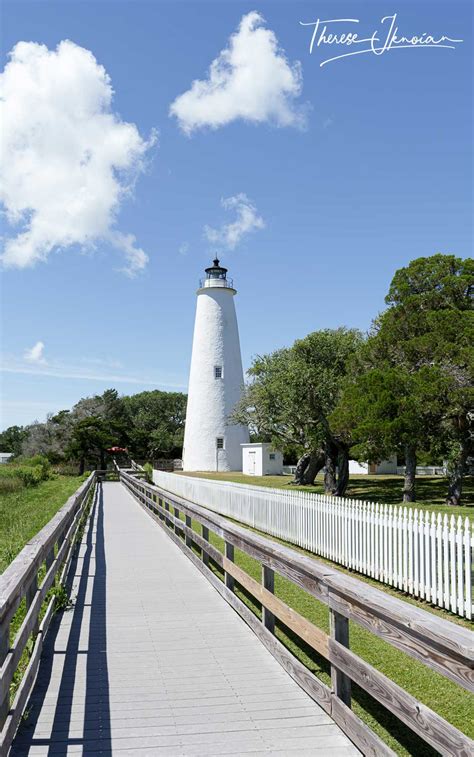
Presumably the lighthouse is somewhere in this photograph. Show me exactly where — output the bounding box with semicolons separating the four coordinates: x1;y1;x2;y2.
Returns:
183;259;249;472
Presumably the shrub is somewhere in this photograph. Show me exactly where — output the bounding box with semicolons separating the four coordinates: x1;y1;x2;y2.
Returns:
15;465;44;487
18;455;51;478
143;462;153;483
0;455;51;490
52;462;80;476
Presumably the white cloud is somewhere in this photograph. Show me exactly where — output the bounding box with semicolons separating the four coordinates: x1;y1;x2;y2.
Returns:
0;40;156;275
178;241;190;256
170;11;307;134
204;194;265;250
24;341;46;363
112;232;149;277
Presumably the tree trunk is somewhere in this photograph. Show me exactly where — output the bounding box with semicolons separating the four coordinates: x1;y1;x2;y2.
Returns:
292;450;325;485
403;445;416;502
303;450;325;485
334;446;350;497
100;449;106;471
79;457;85;475
292;452;311;485
446;443;468;507
324;442;338;494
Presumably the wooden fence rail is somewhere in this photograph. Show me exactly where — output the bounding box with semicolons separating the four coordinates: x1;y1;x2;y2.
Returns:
120;468;474;757
0;471;101;754
153;470;474;619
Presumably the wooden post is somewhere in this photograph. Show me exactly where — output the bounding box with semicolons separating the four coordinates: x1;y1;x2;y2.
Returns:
158;497;164;521
202;526;210;566
174;507;183;538
0;618;10;728
45;546;55;571
185;515;192;547
57;524;66;551
26;574;39;637
330;608;351;706
225;542;234;591
262;566;275;633
164;501;171;528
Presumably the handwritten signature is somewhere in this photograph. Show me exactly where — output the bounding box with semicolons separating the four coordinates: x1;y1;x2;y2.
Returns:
300;14;463;67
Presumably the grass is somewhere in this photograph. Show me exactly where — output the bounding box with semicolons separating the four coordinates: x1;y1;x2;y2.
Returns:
177;471;474;520
0;474;87;573
175;511;474;757
2;474;93;707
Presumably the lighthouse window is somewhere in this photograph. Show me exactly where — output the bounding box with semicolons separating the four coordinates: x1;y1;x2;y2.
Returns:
214;365;223;379
269;453;276;460
216;437;224;449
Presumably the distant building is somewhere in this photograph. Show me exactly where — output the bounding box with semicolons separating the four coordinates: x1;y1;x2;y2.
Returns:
241;443;284;476
351;456;404;475
0;452;14;464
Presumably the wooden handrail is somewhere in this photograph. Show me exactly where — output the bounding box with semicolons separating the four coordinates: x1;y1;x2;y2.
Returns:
0;470;103;753
120;469;474;757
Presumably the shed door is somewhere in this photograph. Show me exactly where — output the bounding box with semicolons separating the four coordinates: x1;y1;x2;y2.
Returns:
248;451;256;475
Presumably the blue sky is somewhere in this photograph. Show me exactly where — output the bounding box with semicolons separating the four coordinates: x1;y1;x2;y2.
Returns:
1;0;472;429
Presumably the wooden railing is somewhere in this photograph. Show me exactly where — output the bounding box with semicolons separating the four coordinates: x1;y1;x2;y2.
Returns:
0;471;101;754
120;469;474;757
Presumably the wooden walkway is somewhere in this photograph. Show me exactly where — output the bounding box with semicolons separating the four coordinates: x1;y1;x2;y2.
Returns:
11;482;359;756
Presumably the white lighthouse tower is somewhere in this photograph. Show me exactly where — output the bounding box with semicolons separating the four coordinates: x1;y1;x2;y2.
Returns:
183;258;249;472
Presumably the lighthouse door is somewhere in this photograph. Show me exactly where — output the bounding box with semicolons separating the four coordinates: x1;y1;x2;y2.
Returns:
248;451;256;475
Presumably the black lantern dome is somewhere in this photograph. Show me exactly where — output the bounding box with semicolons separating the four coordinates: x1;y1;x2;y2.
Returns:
205;258;228;280
199;257;234;289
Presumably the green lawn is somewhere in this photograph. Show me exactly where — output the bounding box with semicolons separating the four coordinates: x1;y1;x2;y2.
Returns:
178;471;474;520
0;474;87;573
180;513;474;757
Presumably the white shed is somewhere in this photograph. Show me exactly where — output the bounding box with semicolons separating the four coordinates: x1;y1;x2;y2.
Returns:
241;443;283;476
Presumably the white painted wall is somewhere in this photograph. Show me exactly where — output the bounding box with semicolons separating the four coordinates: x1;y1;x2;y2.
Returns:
183;282;249;471
373;455;398;474
242;443;283;476
349;460;369;475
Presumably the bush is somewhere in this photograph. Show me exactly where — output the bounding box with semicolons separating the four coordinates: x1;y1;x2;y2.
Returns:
143;462;153;483
15;465;44;487
17;455;51;478
0;455;51;491
52;462;80;476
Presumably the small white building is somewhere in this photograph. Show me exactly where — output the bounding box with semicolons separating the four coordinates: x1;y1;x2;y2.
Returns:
241;443;283;476
0;452;13;465
350;456;398;474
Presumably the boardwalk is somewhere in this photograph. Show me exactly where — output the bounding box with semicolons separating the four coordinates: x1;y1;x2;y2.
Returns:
12;482;359;756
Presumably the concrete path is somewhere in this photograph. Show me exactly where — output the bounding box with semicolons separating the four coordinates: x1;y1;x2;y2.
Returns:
12;482;359;756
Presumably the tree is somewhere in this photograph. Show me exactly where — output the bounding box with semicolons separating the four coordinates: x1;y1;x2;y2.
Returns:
232;328;364;494
333;254;473;504
385;254;473;505
123;390;187;459
332;365;451;501
15;388;187;468
66;417;115;474
0;425;27;457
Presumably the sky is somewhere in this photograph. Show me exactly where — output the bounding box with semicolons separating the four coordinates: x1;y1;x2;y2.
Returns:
1;0;472;429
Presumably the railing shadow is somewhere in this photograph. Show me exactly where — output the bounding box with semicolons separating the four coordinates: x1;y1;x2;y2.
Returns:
12;482;111;755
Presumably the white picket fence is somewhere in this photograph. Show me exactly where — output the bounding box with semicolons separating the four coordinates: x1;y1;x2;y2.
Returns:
153;471;474;619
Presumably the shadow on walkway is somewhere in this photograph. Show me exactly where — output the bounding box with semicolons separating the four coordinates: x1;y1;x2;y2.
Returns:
12;482;111;755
